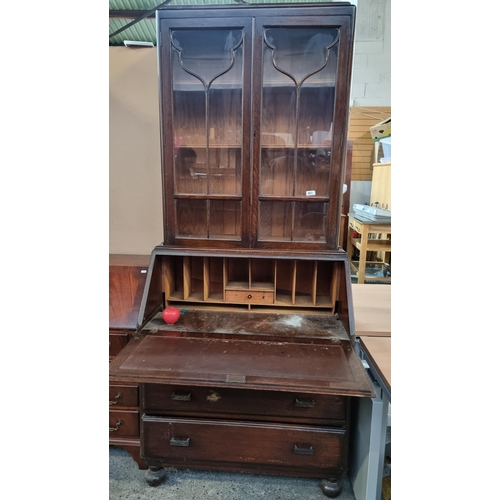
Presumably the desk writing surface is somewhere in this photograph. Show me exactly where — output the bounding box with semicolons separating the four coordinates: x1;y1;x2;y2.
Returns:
359;336;391;393
352;284;391;337
110;335;375;397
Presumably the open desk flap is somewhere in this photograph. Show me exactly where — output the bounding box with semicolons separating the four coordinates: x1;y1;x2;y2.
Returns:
109;335;375;398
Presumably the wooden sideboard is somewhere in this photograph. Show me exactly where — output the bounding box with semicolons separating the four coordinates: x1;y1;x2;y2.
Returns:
109;254;150;469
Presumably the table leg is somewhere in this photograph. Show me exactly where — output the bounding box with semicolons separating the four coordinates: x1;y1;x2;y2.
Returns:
347;224;353;261
349;384;389;500
358;230;369;284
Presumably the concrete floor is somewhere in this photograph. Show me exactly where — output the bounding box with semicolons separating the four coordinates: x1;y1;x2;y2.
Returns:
109;446;356;499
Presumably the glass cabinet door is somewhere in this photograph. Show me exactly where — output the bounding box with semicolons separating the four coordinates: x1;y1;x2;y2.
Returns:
159;19;252;245
158;12;353;250
254;16;353;249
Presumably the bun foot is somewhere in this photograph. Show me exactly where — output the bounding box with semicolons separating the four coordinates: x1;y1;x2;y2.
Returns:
145;466;166;486
320;478;342;498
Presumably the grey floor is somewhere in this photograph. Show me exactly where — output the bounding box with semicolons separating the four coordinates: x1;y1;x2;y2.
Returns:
109;446;356;499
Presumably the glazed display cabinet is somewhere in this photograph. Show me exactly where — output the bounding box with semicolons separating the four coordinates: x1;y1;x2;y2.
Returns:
109;3;375;498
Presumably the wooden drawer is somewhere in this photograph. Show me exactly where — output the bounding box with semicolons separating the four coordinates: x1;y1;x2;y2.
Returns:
142;385;346;425
142;416;345;477
109;332;129;357
348;217;362;233
225;289;274;304
109;409;139;438
109;384;139;408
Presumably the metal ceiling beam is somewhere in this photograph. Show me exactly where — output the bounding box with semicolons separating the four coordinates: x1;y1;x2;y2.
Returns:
109;10;156;19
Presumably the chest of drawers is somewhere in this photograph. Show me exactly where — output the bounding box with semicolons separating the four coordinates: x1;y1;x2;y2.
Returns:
110;321;374;497
109;254;150;468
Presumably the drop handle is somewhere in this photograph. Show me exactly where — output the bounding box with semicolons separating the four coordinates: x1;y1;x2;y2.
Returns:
109;392;123;405
170;437;191;447
171;391;192;401
293;444;314;455
295;398;315;408
109;419;123;432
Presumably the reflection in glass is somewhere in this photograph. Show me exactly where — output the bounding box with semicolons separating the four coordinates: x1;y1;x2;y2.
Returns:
259;27;338;201
258;201;327;242
259;201;293;241
209;200;242;240
171;29;244;198
175;147;206;194
293;202;327;242
175;200;207;238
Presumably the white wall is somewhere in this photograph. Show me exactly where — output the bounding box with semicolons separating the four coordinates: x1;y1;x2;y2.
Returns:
349;0;391;209
351;0;391;107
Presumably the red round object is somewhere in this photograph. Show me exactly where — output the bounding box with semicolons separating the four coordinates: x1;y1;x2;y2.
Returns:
162;306;181;324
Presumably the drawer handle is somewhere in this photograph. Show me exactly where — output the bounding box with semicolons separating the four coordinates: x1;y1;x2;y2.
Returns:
171;391;191;402
170;437;190;447
109;419;123;432
295;398;315;408
294;444;314;455
109;392;123;405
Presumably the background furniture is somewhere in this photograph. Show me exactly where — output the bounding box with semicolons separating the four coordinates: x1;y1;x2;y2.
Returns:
349;283;391;500
340;140;353;252
109;4;375;498
347;159;391;283
109;254;150;469
369;163;391;210
347;215;391;284
351;284;390;337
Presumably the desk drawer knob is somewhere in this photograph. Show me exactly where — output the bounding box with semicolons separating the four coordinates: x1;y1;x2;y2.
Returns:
170;437;190;447
109;392;123;405
109;419;123;432
295;398;315;408
293;444;314;455
171;391;191;402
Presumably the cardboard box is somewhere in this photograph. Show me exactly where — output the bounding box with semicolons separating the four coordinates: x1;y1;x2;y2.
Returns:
370;117;391;141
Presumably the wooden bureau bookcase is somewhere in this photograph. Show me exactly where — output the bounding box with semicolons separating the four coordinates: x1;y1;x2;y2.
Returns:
109;3;375;497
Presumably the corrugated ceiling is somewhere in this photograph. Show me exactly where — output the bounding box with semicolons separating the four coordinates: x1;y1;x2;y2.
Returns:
109;0;339;46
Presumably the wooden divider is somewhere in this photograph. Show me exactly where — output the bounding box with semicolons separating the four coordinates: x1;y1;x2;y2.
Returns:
160;255;343;313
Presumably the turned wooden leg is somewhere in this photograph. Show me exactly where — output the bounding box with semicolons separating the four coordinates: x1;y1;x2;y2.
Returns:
320;478;342;498
144;466;166;487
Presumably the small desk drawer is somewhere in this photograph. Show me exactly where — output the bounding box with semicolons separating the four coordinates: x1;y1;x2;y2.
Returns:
109;385;139;408
142;385;346;425
109;409;139;437
348;218;362;233
225;290;274;304
142;416;345;475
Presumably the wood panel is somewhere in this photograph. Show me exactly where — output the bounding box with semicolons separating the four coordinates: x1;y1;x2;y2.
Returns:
347;107;391;181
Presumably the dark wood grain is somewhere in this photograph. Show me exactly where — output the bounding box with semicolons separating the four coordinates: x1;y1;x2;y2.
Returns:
109;255;150;329
156;6;354;251
141;415;346;478
110;335;374;397
142;384;346;426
